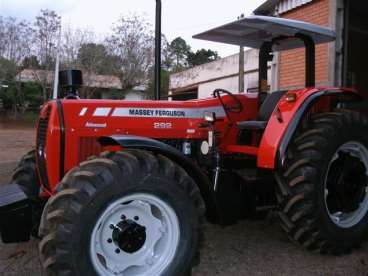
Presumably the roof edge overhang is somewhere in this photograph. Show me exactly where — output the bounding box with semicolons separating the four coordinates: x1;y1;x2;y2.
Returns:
193;15;335;51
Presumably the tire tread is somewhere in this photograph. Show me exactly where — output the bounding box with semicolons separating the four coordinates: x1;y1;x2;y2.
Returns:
39;149;205;275
277;110;368;254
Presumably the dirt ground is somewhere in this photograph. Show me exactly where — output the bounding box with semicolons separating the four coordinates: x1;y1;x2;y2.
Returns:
0;126;368;276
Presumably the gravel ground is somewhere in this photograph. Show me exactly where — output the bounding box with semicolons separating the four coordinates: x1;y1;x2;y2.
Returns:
0;127;367;276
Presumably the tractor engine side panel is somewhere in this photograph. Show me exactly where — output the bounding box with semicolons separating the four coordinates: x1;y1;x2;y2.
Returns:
38;95;258;193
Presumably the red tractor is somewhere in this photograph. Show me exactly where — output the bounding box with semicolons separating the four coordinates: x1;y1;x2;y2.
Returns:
1;14;368;276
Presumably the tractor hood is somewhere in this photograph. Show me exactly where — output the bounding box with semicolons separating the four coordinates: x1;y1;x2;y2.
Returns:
57;95;258;140
193;15;336;51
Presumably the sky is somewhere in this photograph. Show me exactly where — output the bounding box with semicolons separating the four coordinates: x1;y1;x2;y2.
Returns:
0;0;266;57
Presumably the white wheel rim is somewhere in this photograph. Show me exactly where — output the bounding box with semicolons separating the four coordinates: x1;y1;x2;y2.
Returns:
325;141;368;228
90;193;180;276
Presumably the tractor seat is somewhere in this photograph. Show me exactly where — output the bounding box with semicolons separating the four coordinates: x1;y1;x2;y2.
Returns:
237;90;287;131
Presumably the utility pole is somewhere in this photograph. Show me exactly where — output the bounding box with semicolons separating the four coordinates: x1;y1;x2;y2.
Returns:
238;14;245;93
154;0;162;100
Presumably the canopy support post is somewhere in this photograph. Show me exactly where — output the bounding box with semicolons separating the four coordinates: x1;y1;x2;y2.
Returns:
258;42;273;94
295;33;316;87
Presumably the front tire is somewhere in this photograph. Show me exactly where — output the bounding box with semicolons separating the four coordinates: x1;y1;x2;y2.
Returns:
12;150;39;198
277;110;368;254
12;150;43;236
39;150;205;276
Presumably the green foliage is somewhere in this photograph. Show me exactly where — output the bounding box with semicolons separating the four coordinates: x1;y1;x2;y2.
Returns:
22;56;41;69
23;82;43;110
169;37;191;71
145;37;219;99
106;90;125;100
21;111;39;122
187;49;219;67
162;37;220;73
107;14;154;91
77;43;120;75
0;82;42;111
34;9;61;69
1;10;221;105
0;57;17;81
162;40;174;71
146;68;170;99
0;85;15;110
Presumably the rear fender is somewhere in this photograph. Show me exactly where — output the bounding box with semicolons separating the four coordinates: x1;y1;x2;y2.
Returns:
257;88;361;169
99;135;220;222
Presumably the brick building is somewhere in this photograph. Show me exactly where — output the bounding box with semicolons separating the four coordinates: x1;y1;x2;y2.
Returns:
255;0;368;94
170;0;368;98
276;0;330;89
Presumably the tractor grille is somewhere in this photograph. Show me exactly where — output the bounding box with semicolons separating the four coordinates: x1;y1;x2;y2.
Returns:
78;137;102;163
36;106;51;188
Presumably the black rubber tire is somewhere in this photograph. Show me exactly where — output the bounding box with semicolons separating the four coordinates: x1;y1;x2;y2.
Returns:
39;149;205;276
276;110;368;254
12;150;43;236
12;150;39;198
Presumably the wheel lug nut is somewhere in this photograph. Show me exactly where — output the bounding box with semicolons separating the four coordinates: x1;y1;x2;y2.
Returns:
107;238;112;243
115;248;120;254
109;224;115;229
121;215;126;220
134;216;139;221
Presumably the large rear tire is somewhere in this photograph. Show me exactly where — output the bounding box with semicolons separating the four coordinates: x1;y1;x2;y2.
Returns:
39;149;205;276
277;110;368;254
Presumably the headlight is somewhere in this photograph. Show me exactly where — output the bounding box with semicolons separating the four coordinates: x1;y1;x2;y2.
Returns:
200;141;210;155
182;142;191;155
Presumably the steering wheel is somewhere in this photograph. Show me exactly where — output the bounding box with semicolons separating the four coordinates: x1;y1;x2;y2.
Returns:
213;88;243;114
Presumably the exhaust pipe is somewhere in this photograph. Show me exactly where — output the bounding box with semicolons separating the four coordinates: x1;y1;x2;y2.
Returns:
154;0;162;100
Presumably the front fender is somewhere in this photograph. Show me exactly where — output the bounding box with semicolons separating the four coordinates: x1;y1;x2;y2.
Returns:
99;135;220;222
257;88;361;169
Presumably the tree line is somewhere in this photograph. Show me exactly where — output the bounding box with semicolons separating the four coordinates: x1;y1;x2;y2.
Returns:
0;9;219;115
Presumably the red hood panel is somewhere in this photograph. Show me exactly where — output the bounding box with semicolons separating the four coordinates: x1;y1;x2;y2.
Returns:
58;95;258;139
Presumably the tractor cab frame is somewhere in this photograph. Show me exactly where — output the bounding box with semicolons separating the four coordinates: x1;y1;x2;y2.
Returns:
195;16;356;170
194;15;336;93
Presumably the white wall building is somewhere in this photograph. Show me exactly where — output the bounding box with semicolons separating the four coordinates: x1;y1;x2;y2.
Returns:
169;49;274;100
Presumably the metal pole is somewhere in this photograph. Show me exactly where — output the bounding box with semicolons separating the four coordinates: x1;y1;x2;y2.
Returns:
258;42;272;94
238;14;245;92
52;26;62;99
154;0;162;100
239;46;244;92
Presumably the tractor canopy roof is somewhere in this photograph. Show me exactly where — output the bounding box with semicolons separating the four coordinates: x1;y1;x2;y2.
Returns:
193;15;336;51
